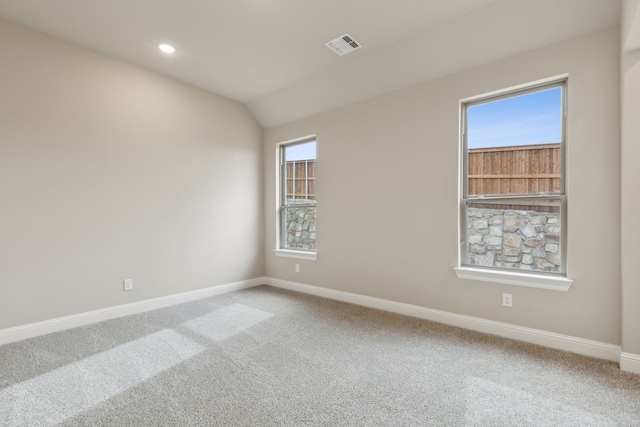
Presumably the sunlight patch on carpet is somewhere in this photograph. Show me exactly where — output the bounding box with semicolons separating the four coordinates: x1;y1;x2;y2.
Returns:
0;329;205;427
464;376;617;426
0;303;273;427
181;303;273;342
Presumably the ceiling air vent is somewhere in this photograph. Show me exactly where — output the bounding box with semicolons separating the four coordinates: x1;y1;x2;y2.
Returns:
325;33;362;56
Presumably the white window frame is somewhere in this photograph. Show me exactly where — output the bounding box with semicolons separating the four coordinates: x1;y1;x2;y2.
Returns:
273;136;318;261
454;76;573;291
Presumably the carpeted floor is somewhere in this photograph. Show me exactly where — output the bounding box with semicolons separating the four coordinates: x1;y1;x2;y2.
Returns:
1;285;640;426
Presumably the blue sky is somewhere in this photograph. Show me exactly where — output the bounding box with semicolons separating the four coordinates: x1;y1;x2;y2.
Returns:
285;140;316;161
467;87;562;149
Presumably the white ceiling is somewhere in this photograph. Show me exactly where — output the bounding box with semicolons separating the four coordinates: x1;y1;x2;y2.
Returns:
0;0;622;128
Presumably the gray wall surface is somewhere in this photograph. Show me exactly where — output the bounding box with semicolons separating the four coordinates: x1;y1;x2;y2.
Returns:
0;18;264;330
621;0;640;356
1;12;633;355
265;27;621;345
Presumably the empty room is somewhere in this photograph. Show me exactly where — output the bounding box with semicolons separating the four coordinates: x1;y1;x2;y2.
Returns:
2;0;640;425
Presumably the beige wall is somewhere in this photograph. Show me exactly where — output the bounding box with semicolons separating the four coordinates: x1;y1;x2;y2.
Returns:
0;18;264;330
622;0;640;355
1;13;627;351
265;28;621;345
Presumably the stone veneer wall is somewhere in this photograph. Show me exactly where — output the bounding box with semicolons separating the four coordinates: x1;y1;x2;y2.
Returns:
466;207;561;272
284;203;317;250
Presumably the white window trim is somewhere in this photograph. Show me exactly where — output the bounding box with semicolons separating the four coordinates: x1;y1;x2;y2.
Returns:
454;267;572;291
273;249;318;261
275;135;317;259
456;75;572;290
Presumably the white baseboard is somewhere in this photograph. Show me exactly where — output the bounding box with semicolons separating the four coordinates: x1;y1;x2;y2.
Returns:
620;352;640;374
0;277;266;346
265;277;621;363
2;276;629;372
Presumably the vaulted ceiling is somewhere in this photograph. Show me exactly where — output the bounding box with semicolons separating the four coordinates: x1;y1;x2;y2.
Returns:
0;0;622;127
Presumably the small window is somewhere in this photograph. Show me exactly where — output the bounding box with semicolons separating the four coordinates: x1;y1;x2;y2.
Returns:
277;138;317;256
460;79;567;276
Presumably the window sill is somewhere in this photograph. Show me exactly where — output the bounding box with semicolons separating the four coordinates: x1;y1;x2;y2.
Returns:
453;267;572;292
274;249;317;261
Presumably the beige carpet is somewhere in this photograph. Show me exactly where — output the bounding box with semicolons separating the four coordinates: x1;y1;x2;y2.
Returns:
1;285;639;426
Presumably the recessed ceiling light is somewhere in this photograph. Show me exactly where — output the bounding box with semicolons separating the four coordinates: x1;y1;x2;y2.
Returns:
158;43;176;54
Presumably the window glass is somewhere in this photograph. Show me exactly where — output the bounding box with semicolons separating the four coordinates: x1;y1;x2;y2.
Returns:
281;140;316;251
466;87;562;197
464;198;562;272
461;81;565;275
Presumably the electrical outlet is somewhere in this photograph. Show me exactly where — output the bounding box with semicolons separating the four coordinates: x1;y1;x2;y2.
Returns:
124;279;133;291
295;264;300;273
502;293;512;307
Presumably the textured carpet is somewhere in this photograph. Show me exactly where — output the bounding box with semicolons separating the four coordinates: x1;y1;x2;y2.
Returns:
1;285;639;426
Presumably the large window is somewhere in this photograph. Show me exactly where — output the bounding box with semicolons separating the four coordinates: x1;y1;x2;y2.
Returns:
459;79;568;281
277;138;317;259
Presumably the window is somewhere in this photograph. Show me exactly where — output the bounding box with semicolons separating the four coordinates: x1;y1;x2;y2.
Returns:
456;78;572;290
275;138;317;260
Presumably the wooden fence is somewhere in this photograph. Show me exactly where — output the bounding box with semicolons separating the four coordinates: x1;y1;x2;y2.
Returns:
468;143;560;196
286;160;316;200
286;144;559;202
